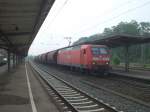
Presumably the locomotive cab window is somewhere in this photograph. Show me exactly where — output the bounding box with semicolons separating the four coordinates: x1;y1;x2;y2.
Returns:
92;47;108;55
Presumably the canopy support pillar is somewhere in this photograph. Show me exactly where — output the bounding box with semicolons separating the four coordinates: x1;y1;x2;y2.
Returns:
13;53;16;68
7;50;10;72
125;45;129;72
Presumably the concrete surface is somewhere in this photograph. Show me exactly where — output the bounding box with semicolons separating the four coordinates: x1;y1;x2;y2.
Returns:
0;64;7;74
111;67;150;80
0;63;59;112
26;63;59;112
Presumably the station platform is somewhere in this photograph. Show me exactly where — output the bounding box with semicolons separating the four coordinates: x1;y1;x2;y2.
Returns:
110;66;150;81
0;63;59;112
0;64;7;74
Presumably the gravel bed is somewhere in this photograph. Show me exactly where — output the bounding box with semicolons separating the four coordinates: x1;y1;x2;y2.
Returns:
55;66;150;103
83;76;150;103
36;63;150;112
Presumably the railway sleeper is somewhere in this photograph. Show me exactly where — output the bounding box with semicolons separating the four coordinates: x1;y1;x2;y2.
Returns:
65;95;85;99
61;93;81;97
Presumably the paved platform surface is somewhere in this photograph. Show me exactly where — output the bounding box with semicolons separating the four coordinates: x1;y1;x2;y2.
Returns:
0;63;59;112
111;67;150;80
0;64;7;74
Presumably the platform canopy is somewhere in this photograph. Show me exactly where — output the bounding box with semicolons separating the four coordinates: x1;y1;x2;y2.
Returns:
76;34;150;72
0;0;55;56
82;34;150;48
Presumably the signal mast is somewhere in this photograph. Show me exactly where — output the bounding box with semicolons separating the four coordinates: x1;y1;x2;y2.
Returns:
64;37;72;46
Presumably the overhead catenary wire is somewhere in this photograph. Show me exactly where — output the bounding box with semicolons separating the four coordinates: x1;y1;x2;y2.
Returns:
49;0;142;37
90;0;137;23
48;0;69;27
49;0;134;32
73;0;150;37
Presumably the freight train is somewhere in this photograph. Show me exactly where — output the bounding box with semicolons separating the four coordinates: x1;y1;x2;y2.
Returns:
35;44;110;74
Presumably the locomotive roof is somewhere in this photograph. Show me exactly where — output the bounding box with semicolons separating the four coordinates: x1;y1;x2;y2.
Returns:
0;0;55;56
37;44;108;56
58;44;107;50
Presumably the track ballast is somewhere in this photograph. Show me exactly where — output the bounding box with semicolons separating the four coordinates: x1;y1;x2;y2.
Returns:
30;62;123;112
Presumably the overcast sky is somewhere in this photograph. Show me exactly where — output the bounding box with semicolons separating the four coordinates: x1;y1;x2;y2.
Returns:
28;0;150;55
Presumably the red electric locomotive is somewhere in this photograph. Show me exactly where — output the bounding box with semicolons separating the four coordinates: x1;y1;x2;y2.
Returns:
57;44;110;73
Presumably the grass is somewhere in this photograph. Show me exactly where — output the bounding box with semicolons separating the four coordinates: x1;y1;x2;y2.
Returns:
144;64;150;69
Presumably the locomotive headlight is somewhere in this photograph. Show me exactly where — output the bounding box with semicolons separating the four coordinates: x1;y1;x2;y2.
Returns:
92;61;96;64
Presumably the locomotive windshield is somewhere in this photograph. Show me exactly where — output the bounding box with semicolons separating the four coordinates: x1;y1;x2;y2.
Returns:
92;47;108;55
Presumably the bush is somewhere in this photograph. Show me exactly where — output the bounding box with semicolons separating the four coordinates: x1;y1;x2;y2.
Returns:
112;56;120;65
144;64;150;68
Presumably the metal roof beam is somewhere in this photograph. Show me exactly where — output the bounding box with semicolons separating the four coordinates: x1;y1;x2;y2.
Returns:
0;30;13;46
4;32;32;36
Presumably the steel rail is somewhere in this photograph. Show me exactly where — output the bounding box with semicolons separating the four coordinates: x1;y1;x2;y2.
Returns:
30;61;123;112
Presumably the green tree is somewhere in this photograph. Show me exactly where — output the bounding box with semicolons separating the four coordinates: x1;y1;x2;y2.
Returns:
103;28;113;36
139;22;150;36
112;20;140;35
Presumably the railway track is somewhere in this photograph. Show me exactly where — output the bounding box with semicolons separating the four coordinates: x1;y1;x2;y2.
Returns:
108;77;150;88
35;63;150;110
30;62;123;112
82;80;150;108
112;65;150;71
